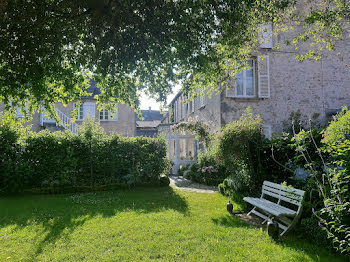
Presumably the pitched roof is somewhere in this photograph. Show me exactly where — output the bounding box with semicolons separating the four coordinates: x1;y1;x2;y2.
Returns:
82;79;101;98
135;109;165;121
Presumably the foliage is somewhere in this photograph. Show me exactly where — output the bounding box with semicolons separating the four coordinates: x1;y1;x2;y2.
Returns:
159;175;170;187
172;117;214;148
291;109;350;254
0;118;171;194
299;217;332;250
0;112;30;193
178;151;226;186
322;108;350;145
214;108;266;194
0;0;292;113
289;0;350;61
178;164;191;177
176;108;298;191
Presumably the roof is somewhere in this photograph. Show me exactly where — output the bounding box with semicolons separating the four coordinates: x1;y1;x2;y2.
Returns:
136;120;161;128
82;79;101;98
135;109;165;121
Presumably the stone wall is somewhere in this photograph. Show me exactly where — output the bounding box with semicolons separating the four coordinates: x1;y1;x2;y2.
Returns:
0;100;136;136
221;29;350;134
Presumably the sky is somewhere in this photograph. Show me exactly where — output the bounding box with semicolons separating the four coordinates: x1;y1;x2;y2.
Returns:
139;85;180;111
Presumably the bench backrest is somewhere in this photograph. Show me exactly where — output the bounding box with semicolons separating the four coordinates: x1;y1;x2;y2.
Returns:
261;181;305;207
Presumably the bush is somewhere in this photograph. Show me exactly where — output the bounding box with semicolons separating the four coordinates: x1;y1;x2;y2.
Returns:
317;110;350;254
292;109;350;254
299;217;332;249
178;164;191;177
0;117;171;194
214;108;266;194
159;175;170;187
0;112;30;193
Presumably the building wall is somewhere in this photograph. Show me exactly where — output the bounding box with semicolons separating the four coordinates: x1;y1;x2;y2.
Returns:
0;100;136;136
56;99;135;136
0;103;43;132
164;92;222;131
221;28;350;134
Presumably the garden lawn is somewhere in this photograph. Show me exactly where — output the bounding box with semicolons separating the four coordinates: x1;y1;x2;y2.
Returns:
0;187;346;262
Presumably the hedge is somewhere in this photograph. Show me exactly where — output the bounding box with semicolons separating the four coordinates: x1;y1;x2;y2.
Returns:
0;117;171;194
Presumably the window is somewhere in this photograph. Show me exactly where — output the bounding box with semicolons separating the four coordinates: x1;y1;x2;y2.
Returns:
76;103;84;120
74;102;96;120
199;90;205;108
9;100;28;117
236;59;256;97
260;23;273;49
187;94;193;114
226;56;270;99
99;105;118;121
182;96;187;118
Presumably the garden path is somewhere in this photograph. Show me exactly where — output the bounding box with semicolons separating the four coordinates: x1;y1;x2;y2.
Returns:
169;176;218;193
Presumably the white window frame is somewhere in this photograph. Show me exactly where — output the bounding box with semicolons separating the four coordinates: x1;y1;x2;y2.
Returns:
74;103;84;120
199;90;205;109
100;104;118;121
235;59;256;98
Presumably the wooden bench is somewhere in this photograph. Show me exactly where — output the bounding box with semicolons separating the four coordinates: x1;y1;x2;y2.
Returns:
243;181;305;236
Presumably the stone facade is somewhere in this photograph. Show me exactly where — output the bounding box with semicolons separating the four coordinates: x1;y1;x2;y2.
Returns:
162;26;350;137
1;100;136;136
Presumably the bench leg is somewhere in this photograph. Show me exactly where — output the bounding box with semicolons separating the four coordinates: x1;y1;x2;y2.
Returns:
261;218;268;225
247;207;255;216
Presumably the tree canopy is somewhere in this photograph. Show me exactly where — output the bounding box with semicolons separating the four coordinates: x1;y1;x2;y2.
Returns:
0;0;291;113
0;0;348;114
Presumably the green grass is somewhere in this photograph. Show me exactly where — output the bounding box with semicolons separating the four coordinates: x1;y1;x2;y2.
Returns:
0;187;346;261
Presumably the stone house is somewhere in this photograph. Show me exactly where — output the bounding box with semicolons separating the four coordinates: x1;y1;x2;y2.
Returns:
1;79;136;136
160;23;350;173
135;107;165;137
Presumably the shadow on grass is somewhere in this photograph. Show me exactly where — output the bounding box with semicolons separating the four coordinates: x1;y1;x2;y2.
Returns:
213;214;347;261
216;211;348;261
0;186;188;258
212;214;252;229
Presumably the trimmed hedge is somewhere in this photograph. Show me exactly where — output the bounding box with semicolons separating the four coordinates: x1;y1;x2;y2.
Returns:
0;117;171;194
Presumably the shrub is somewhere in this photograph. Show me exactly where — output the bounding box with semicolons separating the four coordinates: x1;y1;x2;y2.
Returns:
159;176;170;187
214;108;266;194
292;109;350;254
0;118;171;194
299;217;332;250
316;110;350;254
0;112;29;193
178;164;191;177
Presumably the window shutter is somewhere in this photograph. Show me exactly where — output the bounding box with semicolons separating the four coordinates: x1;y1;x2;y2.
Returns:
260;23;273;49
258;56;270;98
263;124;272;139
83;102;96;119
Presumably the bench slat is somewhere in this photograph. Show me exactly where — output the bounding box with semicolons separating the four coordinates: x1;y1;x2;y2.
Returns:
263;184;304;200
263;181;305;196
244;181;305;236
243;197;296;217
262;187;303;206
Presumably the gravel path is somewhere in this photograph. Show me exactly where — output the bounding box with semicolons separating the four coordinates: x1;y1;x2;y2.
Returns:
169;175;219;193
